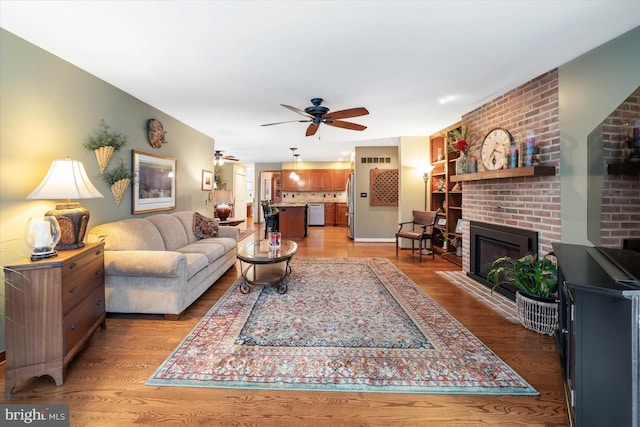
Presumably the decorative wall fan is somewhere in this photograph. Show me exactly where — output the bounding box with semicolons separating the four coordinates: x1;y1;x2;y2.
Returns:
214;150;239;165
261;98;369;137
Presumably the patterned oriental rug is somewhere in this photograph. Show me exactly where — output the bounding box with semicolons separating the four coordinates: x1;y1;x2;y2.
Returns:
147;257;537;395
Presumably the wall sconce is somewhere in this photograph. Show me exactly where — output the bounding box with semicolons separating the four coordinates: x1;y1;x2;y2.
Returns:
26;157;104;252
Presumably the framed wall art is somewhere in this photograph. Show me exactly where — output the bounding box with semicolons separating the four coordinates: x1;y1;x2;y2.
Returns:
132;150;177;214
202;169;213;191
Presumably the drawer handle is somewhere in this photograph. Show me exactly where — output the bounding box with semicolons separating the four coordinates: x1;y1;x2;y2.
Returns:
69;262;77;270
71;322;79;331
96;299;103;306
95;269;102;276
95;250;102;256
69;286;77;293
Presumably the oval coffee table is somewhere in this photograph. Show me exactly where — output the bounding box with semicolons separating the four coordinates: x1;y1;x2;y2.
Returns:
236;239;298;294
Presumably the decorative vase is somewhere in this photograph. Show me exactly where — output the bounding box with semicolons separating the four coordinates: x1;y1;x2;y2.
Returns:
111;178;131;208
216;203;231;220
456;152;468;174
94;146;115;174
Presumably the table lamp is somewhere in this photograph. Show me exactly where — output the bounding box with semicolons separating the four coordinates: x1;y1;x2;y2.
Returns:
26;157;104;251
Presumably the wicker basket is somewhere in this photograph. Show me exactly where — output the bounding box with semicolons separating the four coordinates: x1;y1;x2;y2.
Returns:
516;291;559;335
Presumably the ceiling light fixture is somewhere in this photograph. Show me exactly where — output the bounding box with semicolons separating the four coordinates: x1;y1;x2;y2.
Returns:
289;147;300;182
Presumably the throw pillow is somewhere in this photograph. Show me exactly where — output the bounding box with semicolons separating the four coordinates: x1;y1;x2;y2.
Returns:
193;212;219;239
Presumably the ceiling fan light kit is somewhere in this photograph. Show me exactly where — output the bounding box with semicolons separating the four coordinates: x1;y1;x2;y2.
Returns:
262;98;369;137
214;150;239;166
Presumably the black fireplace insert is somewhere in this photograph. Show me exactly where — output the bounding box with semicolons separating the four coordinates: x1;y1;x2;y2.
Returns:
468;221;538;300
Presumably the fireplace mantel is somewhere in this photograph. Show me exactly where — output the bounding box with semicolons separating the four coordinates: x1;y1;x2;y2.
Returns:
450;165;556;182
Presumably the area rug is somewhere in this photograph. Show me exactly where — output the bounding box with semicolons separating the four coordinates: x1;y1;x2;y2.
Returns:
437;271;519;323
238;228;257;241
147;257;537;395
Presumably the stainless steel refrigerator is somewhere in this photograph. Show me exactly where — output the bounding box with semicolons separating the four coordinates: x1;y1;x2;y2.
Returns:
346;172;355;239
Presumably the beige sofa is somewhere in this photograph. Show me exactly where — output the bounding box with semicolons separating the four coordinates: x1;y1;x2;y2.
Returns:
87;211;239;319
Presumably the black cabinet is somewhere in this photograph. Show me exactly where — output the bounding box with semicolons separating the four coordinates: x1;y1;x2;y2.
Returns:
553;243;640;427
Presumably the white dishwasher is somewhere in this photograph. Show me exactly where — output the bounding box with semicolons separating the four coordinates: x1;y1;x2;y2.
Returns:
307;203;325;226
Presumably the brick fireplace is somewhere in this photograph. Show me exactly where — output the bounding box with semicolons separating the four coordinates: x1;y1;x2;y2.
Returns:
459;70;561;274
456;72;638;276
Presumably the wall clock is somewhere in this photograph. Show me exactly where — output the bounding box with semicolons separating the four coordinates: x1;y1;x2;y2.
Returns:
481;128;512;170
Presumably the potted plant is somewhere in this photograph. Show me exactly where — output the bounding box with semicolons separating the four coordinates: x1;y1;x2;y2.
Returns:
102;158;132;207
84;119;128;173
487;252;559;335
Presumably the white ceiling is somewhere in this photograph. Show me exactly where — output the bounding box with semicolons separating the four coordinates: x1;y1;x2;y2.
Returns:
2;1;639;164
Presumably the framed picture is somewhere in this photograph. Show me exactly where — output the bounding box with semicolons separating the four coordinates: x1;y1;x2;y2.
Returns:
201;169;213;191
436;215;447;227
455;218;464;234
132;150;177;214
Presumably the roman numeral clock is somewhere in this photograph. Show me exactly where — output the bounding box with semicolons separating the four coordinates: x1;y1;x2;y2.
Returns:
481;128;513;170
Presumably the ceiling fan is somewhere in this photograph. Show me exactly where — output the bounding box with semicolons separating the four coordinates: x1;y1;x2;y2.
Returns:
214;150;239;165
261;98;369;137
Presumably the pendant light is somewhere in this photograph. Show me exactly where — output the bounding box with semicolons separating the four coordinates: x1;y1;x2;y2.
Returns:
289;147;300;182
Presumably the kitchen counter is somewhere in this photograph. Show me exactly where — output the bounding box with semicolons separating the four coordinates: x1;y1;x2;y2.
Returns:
273;204;307;240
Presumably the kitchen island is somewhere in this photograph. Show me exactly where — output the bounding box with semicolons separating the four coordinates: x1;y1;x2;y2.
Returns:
272;203;307;240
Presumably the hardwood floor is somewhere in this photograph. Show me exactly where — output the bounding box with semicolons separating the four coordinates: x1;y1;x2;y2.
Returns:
1;224;568;426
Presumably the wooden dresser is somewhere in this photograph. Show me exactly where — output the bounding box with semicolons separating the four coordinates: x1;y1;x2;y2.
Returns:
4;242;105;398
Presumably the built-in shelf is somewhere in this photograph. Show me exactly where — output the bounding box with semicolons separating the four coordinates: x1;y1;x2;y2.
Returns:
450;165;556;182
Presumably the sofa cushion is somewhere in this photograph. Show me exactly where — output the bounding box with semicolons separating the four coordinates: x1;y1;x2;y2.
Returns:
89;219;166;251
192;237;237;253
192;212;219;238
179;242;226;263
172;211;200;244
147;214;190;251
182;252;209;279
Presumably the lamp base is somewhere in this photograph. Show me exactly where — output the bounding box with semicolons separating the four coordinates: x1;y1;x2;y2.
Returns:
46;203;90;250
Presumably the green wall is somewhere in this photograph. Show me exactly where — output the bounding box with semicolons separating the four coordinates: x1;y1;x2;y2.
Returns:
0;29;216;349
559;26;640;245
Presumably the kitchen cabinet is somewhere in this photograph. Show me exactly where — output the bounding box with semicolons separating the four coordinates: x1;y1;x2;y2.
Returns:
324;202;336;226
281;170;307;191
282;169;350;192
335;203;348;226
4;242;106;397
333;169;348;191
308;169;334;191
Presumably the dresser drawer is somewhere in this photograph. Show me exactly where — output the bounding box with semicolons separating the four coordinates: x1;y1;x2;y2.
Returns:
61;255;104;314
63;285;105;354
61;246;104;278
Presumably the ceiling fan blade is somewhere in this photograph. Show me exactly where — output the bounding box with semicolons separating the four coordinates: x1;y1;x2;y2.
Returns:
261;119;311;127
324;107;369;120
306;123;320;137
281;104;314;118
324;120;367;131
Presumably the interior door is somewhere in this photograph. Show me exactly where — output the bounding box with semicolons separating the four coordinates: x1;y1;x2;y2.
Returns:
233;169;247;220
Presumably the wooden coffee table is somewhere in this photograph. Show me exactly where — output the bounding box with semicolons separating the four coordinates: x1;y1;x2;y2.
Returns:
236;239;298;294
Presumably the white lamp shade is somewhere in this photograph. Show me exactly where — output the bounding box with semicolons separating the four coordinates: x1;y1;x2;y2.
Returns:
26;158;104;200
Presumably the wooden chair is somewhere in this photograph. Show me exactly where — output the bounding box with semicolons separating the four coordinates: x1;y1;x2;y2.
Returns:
395;210;437;262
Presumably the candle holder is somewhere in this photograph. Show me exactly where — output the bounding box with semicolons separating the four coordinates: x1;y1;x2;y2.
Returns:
24;216;61;260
